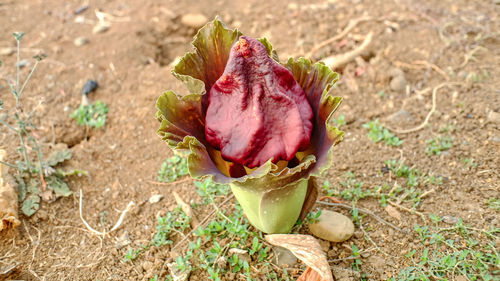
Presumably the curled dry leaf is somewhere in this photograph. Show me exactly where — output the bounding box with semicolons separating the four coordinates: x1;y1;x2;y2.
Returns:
297;267;329;281
265;234;334;281
0;149;21;231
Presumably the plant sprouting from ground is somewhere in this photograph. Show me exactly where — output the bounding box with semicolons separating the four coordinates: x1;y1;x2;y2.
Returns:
157;155;189;182
0;33;84;216
70;101;109;128
425;136;453;156
363;119;403;146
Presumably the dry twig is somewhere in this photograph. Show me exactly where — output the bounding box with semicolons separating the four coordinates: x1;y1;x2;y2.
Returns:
395;60;449;81
78;189;134;236
388;200;426;221
322;32;373;69
384;82;460;134
306;16;372;59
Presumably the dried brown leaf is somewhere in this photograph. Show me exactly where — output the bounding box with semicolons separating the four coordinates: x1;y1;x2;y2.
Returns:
297;267;328;281
265;234;333;281
0;149;20;231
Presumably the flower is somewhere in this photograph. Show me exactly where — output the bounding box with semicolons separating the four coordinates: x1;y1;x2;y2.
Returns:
156;19;343;233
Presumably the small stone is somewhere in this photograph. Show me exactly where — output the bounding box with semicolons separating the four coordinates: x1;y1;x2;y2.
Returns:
74;37;89;46
180;13;208;29
487;111;500;124
272;246;297;267
142;261;154;272
115;231;131;249
288;3;298;10
0;47;14;56
149;194;163;204
309;210;355;242
82;79;98;95
388;67;405;78
390;75;407;92
387;109;413;123
442;215;460;225
93;23;110;34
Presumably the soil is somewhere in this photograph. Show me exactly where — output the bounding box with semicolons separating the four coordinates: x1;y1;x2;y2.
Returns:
0;0;499;280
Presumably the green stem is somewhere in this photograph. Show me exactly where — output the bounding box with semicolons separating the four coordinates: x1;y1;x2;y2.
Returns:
0;160;16;168
19;60;39;98
30;136;45;178
18;133;31;171
16;38;20;100
0;118;17;133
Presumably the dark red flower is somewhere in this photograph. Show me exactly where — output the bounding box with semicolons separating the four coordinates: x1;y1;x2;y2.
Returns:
205;36;313;168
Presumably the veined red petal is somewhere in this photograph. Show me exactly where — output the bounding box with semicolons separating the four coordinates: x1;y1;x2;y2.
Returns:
205;36;313;168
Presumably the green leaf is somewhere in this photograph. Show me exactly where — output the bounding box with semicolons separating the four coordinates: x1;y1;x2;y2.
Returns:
13;32;25;41
22;194;40;216
45;148;72;167
47;176;72;196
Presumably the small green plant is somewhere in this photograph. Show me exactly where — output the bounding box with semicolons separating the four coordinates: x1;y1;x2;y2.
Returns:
362;119;403;146
487;198;499;211
425;136;453;156
390;215;499;280
123;206;191;262
0;33;85;216
157;155;188;182
332;114;346;128
70;101;109;128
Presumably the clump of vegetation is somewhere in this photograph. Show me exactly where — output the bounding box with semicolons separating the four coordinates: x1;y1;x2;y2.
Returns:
0;33;85;216
125;178;296;280
157;155;189;182
363;119;403;146
70;101;109;128
390;215;499;280
425;136;453;156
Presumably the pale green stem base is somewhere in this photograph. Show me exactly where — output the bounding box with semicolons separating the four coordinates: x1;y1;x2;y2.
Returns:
230;179;308;234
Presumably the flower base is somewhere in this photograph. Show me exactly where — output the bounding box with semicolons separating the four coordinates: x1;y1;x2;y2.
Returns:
230;179;308;234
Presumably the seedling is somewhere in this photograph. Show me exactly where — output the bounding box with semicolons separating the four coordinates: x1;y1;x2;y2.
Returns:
425;136;453;156
157;155;188;182
70;101;109;128
363;119;403;146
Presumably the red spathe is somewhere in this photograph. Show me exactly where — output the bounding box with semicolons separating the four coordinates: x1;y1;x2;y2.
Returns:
205;36;313;168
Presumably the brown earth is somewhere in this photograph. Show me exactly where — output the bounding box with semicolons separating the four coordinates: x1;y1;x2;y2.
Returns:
0;0;499;280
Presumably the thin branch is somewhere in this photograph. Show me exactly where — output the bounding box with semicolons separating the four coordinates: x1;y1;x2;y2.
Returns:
306;16;372;59
78;189;135;236
383;82;461;134
0;160;17;168
322;32;373;69
316;200;407;233
18;60;39;98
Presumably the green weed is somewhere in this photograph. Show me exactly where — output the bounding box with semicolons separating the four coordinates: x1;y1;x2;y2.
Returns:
70;101;109;128
0;33;85;216
362;119;403;146
157;155;188;182
425;136;453;156
332;114;346;128
390;215;499;280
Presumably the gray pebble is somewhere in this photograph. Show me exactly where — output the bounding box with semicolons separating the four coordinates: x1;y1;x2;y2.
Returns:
74;37;89;46
309;210;354;242
390;75;407;92
442;215;460;225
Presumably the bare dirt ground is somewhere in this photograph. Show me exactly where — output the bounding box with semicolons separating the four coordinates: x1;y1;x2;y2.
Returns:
0;0;499;280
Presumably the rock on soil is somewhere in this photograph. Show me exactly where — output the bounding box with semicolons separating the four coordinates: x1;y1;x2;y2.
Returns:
180;13;208;29
390;75;407;92
308;210;355;242
74;37;89;46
